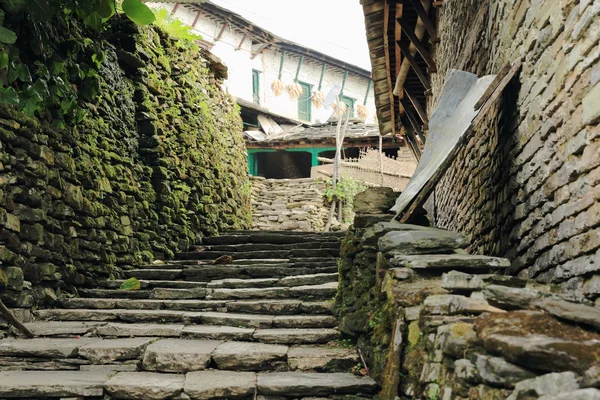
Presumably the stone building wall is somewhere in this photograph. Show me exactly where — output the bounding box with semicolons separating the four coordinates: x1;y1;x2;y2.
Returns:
0;17;251;307
250;177;330;231
430;0;600;293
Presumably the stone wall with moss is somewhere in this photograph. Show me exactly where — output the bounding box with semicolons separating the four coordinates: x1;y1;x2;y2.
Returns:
0;16;251;307
337;191;600;399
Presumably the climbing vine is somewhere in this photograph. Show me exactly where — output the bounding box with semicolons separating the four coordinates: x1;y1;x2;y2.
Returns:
323;177;367;223
0;0;156;123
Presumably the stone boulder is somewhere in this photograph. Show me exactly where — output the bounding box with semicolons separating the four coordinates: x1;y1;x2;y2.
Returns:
475;311;600;373
353;187;396;214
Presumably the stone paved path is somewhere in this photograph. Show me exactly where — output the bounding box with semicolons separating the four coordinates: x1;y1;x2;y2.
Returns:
0;231;377;399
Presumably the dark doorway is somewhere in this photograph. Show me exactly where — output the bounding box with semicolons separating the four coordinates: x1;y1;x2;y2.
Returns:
256;151;312;179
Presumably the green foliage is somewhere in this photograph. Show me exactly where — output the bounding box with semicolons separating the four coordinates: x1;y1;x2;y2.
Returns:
323;177;367;223
153;8;201;43
0;0;156;118
119;277;141;290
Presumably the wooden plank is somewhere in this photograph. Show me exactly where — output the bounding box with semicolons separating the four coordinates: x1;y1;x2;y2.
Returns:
404;88;429;127
400;97;426;145
171;3;180;14
383;0;397;135
235;33;248;51
473;63;512;110
397;40;431;91
398;17;437;72
408;0;439;42
398;62;522;223
191;10;202;27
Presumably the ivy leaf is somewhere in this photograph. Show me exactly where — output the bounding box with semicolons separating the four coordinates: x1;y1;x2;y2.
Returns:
1;0;27;14
0;53;8;70
0;86;19;105
26;0;53;22
16;63;31;82
0;26;17;44
119;277;141;291
98;0;115;19
84;11;103;31
122;0;155;25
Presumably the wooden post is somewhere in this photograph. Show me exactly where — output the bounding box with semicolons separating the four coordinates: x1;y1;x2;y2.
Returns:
318;63;326;91
294;55;304;82
277;51;286;80
0;300;34;338
379;134;384;186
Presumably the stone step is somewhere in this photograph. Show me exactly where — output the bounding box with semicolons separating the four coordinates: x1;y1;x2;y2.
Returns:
0;370;109;398
203;231;344;245
209;284;336;300
34;309;337;329
182;265;338;280
206;272;338;289
123;269;183;280
177;248;340;261
257;371;377;396
203;242;341;252
61;298;333;314
105;280;208;289
389;254;512;271
12;321;341;345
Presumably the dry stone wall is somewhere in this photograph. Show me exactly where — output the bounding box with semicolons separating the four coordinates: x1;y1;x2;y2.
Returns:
0;17;250;308
430;0;600;295
250;177;330;232
336;208;600;399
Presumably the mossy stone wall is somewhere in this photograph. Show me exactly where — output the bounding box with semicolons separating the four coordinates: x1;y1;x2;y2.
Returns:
0;17;250;307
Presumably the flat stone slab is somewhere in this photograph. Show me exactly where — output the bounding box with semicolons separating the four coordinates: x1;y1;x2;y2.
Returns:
15;321;105;337
184;370;256;399
0;370;108;397
257;372;377;396
95;323;183;337
272;315;337;329
287;346;359;371
125;269;183;280
181;325;255;341
163;300;226;311
391;254;511;270
211;287;290;300
212;341;288;371
253;328;339;344
115;300;165;310
289;282;337;298
61;298;118;309
105;371;184;400
151;288;209;300
142;339;222;372
442;271;526;291
199;312;274;328
79;338;155;364
207;278;279;289
534;298;600;331
35;309;120;321
0;338;99;358
279;273;338;287
379;230;468;255
118;309;186;323
226;300;303;315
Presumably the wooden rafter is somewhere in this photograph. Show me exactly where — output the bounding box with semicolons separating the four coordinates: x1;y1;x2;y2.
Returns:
398;17;437;72
171;3;180;14
397;40;431;92
250;43;270;59
383;0;397;135
212;23;229;47
236;33;248;51
404;89;428;127
400;97;426;145
407;0;439;42
191;10;202;27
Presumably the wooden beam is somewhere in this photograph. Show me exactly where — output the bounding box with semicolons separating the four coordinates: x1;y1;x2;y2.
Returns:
235;33;248;51
213;23;228;45
383;0;397;135
400;97;426;144
171;3;180;14
397;40;431;91
404;89;428;127
407;0;439;42
398;17;437;72
191;10;202;27
250;43;270;59
473;64;511;110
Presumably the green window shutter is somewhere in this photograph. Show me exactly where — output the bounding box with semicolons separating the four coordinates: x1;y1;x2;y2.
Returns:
341;95;355;118
252;70;260;104
298;82;312;121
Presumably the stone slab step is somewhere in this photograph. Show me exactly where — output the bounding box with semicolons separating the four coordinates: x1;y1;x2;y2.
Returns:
389;254;512;271
253;328;340;344
95;323;185;337
0;356;90;372
78;337;155;364
105;371;184;400
181;325;255;341
142;339;221;373
287;345;359;372
211;341;288;371
34;309;338;329
0;370;109;398
202;231;344;245
79;288;151;299
60;297;332;315
257;371;377;396
183;265;338;280
0;338;99;358
11;321;106;337
184;370;255;399
105;280;208;289
207;277;280;289
203;242;341;252
177;248;339;261
123;269;183;280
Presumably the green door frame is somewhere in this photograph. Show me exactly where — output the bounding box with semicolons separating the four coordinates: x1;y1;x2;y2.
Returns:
247;147;340;176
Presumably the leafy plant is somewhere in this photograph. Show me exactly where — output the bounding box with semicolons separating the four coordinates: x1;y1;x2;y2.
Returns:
119;277;141;290
323;177;367;223
153;8;202;42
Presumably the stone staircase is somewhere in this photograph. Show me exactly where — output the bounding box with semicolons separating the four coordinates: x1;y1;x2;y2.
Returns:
0;231;377;399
